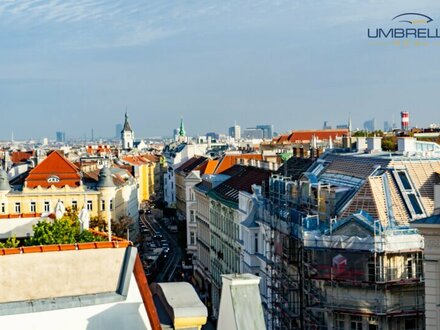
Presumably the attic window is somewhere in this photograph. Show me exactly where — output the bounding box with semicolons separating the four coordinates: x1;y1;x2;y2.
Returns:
397;171;412;190
47;175;60;183
408;194;424;215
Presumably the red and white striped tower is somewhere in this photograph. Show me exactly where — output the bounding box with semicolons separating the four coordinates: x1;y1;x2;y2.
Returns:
401;111;409;131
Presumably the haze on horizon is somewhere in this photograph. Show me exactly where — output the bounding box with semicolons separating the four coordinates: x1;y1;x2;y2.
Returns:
0;0;439;141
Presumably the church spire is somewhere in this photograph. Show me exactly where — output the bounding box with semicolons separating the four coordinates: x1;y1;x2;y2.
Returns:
122;111;133;132
179;117;186;137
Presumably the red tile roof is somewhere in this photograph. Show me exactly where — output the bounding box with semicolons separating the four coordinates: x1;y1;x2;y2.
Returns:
11;151;34;164
142;154;160;163
273;129;348;144
25;151;81;189
122;155;150;166
214;154;263;174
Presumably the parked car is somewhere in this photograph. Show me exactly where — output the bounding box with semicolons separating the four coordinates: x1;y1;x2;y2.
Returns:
153;234;164;240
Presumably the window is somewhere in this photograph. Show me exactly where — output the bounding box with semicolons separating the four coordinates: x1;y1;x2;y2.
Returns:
408;194;423;215
398;171;412;190
407;258;413;279
334;314;345;330
405;319;416;330
44;201;50;212
255;233;259;254
72;200;77;210
1;202;5;213
101;200;105;211
110;199;113;211
351;315;363;330
190;232;195;245
190;210;196;223
87;200;93;211
30;202;36;213
368;263;376;282
15;202;21;214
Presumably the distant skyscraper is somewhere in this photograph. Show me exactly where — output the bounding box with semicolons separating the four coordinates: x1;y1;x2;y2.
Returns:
256;124;274;139
323;121;332;130
206;132;219;140
363;118;376;132
243;128;264;139
56;131;66;143
384;121;392;132
115;124;123;138
228;124;241;140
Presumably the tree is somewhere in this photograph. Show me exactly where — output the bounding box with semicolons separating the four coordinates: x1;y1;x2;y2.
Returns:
90;216;108;231
0;236;20;248
111;215;134;238
25;213;104;246
382;137;397;151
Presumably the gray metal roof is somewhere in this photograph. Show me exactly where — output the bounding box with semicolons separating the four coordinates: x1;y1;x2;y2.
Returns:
0;168;10;191
97;167;115;188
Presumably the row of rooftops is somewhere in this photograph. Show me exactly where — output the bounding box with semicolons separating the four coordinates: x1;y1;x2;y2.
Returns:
0;151;139;192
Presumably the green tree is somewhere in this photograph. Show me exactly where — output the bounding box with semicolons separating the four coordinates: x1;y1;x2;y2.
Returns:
0;235;20;248
25;213;104;246
382;137;397;151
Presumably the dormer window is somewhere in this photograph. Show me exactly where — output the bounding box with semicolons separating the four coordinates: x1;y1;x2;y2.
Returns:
47;175;60;183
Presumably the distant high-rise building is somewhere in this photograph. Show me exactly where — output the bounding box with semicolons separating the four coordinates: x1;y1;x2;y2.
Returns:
336;124;348;129
56;131;66;143
206;132;219;140
173;128;179;141
243;128;264;139
256;124;274;139
384;121;393;132
115;124;123;138
323;121;332;130
228;124;241;140
363;118;376;132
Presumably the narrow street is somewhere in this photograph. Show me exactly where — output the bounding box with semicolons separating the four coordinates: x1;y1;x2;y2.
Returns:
139;212;182;283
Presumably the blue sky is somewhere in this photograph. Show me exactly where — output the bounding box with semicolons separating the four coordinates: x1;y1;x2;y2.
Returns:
0;0;439;140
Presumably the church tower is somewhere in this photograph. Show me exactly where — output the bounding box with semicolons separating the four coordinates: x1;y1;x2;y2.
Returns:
178;117;186;143
121;112;134;150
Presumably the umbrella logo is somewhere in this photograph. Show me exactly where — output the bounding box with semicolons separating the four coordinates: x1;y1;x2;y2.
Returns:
392;13;433;25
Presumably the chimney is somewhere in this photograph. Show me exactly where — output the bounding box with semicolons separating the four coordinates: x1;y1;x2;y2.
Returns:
218;274;265;330
435;174;440;214
292;147;297;158
366;137;382;153
342;135;351;149
398;137;416;154
355;137;367;152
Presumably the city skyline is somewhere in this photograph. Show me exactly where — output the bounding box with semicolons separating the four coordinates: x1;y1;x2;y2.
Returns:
1;0;439;140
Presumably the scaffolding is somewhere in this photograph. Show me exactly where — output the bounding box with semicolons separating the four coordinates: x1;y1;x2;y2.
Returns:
261;175;304;330
261;173;425;330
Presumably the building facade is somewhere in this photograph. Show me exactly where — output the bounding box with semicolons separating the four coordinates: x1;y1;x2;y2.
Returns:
0;151;138;238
